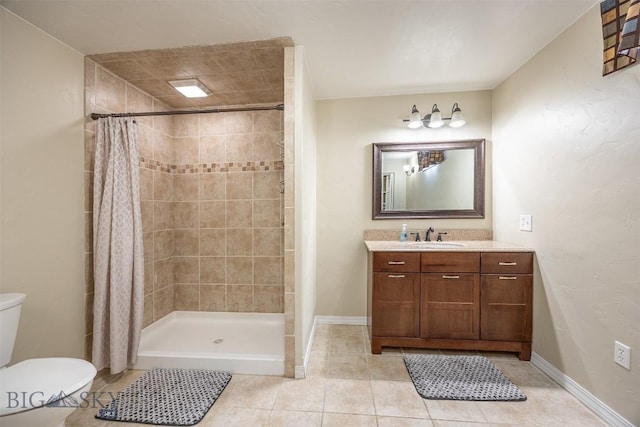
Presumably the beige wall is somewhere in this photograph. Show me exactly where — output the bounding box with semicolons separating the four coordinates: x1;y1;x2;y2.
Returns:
316;91;492;316
292;46;318;372
493;6;640;424
0;8;85;362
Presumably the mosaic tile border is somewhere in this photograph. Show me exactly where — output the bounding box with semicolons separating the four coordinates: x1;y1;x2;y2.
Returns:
140;157;284;174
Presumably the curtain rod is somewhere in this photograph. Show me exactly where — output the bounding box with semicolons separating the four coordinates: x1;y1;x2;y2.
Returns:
90;103;284;120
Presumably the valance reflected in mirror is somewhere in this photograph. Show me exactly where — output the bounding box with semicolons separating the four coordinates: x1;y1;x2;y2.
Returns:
372;139;485;219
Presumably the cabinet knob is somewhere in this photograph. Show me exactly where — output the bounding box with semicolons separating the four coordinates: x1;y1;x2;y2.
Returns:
499;276;518;280
498;262;517;266
387;274;406;278
441;275;460;279
387;261;406;265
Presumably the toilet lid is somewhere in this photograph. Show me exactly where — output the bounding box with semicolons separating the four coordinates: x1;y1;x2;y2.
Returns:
0;358;97;416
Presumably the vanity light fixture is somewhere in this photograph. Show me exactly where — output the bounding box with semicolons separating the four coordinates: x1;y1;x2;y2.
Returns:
408;105;423;129
404;165;416;176
168;78;212;98
404;103;466;129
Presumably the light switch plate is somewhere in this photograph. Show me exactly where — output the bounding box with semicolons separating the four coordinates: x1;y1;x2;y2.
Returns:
519;214;532;232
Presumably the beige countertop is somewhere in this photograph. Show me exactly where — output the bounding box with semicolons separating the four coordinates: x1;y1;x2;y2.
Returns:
364;240;534;252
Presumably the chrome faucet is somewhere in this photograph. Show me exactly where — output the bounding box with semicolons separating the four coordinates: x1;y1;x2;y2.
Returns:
425;227;434;242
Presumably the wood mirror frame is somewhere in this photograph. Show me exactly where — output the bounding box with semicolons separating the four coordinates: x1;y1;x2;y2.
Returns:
372;139;485;219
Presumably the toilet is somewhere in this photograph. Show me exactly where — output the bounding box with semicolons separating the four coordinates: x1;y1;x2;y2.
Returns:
0;293;97;427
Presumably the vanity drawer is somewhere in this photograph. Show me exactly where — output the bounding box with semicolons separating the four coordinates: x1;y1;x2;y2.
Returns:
421;252;480;273
373;252;420;272
481;252;533;274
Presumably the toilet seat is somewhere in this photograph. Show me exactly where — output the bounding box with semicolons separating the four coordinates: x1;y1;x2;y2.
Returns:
0;358;97;417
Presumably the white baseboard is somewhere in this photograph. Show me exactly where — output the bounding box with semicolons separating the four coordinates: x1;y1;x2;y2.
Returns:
531;352;634;427
315;315;367;325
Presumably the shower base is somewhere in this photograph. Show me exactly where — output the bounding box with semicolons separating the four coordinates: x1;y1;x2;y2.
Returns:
133;311;284;375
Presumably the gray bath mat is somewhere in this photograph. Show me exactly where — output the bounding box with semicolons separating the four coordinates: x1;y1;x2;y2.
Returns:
404;354;526;401
96;368;232;425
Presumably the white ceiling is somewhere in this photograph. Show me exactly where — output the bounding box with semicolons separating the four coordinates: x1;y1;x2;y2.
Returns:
1;0;598;99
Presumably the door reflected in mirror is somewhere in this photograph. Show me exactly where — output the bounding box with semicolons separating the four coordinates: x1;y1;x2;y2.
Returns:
373;139;485;219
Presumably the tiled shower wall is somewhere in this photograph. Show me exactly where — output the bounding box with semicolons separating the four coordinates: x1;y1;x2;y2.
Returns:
85;60;285;360
169;111;284;315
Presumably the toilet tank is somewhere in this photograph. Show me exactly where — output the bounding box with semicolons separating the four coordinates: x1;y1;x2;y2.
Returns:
0;293;26;367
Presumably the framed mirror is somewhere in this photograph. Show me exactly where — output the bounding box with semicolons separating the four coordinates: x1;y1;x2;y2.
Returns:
372;139;485;219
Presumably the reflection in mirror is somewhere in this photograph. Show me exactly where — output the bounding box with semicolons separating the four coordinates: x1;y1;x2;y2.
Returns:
382;149;474;210
373;139;485;219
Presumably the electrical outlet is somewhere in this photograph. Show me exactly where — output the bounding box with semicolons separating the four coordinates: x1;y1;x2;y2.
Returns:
519;214;532;232
614;341;631;370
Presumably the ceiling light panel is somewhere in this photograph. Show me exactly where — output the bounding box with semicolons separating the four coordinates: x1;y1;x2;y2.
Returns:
168;79;211;98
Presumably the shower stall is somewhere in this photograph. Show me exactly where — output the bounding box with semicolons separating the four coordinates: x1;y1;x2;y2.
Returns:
135;311;284;375
84;40;294;376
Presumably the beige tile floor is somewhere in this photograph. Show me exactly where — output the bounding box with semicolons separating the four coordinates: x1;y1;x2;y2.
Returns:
68;325;608;427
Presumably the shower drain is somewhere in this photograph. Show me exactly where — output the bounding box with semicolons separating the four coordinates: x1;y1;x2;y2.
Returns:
213;338;224;344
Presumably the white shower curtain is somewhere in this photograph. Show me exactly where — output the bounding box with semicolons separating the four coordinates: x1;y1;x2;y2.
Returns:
92;117;144;374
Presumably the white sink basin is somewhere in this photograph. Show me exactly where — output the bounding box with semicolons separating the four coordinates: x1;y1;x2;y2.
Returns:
408;242;464;249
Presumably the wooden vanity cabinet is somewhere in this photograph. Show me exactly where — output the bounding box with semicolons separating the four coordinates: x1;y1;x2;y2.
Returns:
370;252;420;338
368;250;533;360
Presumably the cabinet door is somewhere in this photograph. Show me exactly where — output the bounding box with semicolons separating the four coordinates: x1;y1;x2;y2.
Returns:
420;273;480;340
481;275;532;341
372;273;420;337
